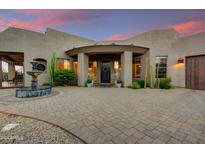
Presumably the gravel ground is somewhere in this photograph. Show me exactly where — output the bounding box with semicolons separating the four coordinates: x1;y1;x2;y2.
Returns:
0;113;84;144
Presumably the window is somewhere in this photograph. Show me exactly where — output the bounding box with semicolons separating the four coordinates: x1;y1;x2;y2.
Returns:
56;58;70;70
88;61;97;82
155;56;168;78
74;61;78;75
132;57;141;78
114;61;119;73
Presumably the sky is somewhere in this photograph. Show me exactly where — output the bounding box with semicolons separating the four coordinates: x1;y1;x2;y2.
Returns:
0;9;205;40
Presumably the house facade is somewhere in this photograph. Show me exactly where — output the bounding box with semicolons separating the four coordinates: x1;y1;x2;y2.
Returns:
0;27;205;89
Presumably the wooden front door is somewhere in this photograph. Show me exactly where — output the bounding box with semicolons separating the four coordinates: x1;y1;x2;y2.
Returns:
186;55;205;90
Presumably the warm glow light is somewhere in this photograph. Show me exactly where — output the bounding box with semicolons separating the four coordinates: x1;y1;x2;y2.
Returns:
64;60;70;70
114;61;119;72
174;63;184;69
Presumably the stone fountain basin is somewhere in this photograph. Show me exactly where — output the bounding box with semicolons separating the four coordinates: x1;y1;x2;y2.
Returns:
27;71;42;77
16;86;52;98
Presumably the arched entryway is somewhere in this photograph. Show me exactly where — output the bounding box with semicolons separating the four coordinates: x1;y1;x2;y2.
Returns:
65;44;149;87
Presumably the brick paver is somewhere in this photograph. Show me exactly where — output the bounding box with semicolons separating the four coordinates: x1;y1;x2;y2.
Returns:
0;87;205;144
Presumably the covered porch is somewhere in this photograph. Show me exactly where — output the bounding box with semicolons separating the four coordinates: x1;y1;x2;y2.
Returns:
65;44;149;87
0;52;24;88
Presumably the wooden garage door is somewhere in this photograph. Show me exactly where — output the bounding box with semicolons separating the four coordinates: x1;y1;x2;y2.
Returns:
186;55;205;90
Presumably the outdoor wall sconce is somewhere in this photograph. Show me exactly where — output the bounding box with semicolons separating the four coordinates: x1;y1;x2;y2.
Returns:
178;58;184;64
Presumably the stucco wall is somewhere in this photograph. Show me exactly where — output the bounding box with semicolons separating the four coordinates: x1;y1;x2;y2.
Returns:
0;27;205;88
172;32;205;87
120;29;180;86
0;27;95;86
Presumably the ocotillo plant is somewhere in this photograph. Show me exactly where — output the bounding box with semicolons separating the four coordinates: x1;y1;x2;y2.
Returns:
156;63;160;88
144;57;148;88
150;64;155;88
49;52;57;86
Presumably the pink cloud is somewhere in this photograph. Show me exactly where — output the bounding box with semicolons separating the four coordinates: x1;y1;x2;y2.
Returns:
171;20;205;35
106;34;130;41
0;10;103;32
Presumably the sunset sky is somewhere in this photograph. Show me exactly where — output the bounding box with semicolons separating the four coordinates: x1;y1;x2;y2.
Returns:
0;9;205;40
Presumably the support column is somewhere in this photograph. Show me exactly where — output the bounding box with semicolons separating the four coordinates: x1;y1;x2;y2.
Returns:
121;51;133;87
8;62;15;80
77;53;88;86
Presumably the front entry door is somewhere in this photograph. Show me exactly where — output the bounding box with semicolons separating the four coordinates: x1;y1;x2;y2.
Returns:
101;62;111;83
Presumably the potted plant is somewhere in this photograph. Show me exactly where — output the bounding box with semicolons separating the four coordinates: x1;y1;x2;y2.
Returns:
87;78;93;88
87;73;94;87
116;79;122;88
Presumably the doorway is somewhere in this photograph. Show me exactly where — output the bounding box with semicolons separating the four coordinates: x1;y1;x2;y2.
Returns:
186;55;205;90
101;62;111;83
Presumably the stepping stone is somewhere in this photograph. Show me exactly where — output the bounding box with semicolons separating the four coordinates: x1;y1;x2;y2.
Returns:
1;123;19;132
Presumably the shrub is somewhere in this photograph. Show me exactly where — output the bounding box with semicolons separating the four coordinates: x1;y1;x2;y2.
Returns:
130;81;141;89
159;78;172;89
117;79;122;84
42;82;50;86
87;79;92;84
133;80;145;88
55;69;77;86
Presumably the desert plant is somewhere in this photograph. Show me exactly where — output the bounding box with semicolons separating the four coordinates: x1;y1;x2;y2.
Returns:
159;77;172;89
87;78;92;84
150;64;155;88
42;82;50;86
144;57;148;88
48;52;57;86
117;79;123;84
130;81;141;89
133;80;145;88
55;69;77;86
156;63;160;88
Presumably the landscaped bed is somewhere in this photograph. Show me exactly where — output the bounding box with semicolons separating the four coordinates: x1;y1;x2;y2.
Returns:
0;113;83;144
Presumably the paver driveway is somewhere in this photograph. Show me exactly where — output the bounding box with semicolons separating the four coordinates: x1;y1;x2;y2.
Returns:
0;87;205;144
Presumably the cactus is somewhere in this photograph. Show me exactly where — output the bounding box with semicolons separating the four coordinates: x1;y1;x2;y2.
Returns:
150;64;154;88
48;52;57;86
144;57;148;88
156;63;160;88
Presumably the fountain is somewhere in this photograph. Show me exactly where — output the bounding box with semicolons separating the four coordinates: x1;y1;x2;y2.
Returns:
16;60;52;98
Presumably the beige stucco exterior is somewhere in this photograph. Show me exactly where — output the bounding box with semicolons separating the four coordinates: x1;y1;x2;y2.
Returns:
0;27;205;88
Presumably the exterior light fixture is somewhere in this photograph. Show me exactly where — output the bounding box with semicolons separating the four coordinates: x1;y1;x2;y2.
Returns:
178;58;184;64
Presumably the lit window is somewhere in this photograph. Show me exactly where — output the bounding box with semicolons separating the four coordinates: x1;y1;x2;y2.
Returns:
133;64;141;78
88;61;97;82
114;61;119;72
132;57;141;78
15;65;24;74
155;56;168;78
57;58;70;70
64;60;70;70
74;61;78;75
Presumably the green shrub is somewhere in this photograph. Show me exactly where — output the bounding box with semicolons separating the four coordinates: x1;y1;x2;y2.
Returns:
55;69;77;86
117;79;123;84
42;82;50;86
87;78;92;84
159;78;172;89
130;81;141;89
133;80;145;88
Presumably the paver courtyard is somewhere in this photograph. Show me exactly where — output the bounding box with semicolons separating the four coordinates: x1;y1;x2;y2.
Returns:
0;87;205;144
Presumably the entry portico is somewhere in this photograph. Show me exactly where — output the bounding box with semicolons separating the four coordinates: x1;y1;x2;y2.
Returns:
65;44;149;87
